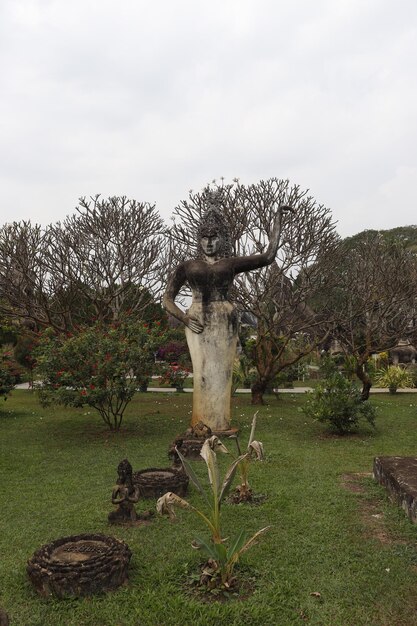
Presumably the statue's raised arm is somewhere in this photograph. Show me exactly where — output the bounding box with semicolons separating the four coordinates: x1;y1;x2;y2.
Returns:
230;204;293;275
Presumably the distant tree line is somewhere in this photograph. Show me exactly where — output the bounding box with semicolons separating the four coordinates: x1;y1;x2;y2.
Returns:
1;182;417;408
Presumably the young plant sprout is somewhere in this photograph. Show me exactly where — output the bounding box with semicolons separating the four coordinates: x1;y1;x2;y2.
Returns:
157;435;270;589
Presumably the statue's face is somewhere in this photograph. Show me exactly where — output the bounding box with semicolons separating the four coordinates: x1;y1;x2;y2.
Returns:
201;234;221;257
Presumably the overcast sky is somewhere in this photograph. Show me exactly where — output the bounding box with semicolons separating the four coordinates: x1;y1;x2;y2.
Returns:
1;0;416;237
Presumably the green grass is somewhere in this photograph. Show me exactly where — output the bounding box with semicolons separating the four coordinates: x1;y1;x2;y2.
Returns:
2;390;417;625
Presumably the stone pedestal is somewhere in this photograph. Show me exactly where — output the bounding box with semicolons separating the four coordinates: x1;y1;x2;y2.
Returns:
373;456;417;523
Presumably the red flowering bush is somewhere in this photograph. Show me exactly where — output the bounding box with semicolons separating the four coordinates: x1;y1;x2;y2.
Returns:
0;350;17;401
14;332;38;386
156;340;189;364
159;364;190;390
35;320;166;430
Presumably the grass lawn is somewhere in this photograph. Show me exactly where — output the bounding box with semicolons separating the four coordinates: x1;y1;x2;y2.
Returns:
2;390;417;625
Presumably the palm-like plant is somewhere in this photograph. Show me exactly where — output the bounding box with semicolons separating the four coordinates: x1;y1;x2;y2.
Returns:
157;435;270;588
374;365;413;394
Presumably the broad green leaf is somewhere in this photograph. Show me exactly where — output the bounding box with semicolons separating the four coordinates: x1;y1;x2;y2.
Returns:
226;529;246;560
212;541;228;564
193;536;217;560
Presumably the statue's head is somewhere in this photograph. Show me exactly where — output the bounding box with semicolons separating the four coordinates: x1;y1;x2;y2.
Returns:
117;458;133;482
197;191;232;259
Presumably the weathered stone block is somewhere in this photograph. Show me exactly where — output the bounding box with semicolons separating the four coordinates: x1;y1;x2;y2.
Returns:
373;456;417;523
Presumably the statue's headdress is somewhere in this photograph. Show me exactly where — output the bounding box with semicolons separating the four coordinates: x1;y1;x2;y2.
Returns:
197;190;232;258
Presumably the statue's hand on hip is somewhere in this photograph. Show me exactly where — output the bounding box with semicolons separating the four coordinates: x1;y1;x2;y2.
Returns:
185;316;204;334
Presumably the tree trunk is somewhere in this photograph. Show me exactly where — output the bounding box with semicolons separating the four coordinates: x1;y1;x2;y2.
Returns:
355;363;372;401
251;378;268;405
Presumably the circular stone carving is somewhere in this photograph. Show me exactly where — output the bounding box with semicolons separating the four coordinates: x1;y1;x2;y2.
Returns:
27;533;131;598
133;467;189;498
175;438;206;459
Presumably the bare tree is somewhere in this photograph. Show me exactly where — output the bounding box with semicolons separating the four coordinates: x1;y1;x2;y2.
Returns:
319;231;417;399
169;178;339;404
0;221;48;328
0;195;167;331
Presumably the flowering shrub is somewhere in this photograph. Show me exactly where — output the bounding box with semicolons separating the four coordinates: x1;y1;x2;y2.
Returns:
0;350;17;400
159;364;190;389
14;332;38;386
35;320;166;430
156;340;189;364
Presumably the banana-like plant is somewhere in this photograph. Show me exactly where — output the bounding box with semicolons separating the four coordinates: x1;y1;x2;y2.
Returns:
157;435;270;587
229;412;265;502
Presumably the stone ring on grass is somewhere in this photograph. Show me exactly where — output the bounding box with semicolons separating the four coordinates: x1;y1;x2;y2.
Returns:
27;533;131;598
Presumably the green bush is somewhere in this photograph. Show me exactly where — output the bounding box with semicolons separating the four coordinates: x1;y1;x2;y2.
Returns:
232;355;257;393
0;350;17;401
405;363;417;388
269;363;303;390
302;358;376;434
34;319;166;430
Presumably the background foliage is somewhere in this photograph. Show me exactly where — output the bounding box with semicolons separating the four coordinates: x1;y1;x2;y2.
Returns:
34;319;166;430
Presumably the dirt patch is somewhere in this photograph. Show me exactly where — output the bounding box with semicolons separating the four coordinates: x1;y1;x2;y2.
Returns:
340;473;394;544
318;432;363;441
359;498;393;544
183;564;256;604
227;490;267;505
340;472;372;494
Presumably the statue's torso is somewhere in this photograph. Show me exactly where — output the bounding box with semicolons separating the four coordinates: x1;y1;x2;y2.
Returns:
184;259;234;304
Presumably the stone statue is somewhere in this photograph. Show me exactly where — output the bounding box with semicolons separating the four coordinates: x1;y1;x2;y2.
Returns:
389;343;417;365
163;192;290;431
108;459;140;524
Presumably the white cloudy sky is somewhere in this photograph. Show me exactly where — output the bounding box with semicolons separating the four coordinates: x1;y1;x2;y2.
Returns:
1;0;416;237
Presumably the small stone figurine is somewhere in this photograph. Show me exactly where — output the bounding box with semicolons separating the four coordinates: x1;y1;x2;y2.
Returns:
188;420;212;439
108;459;140;524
